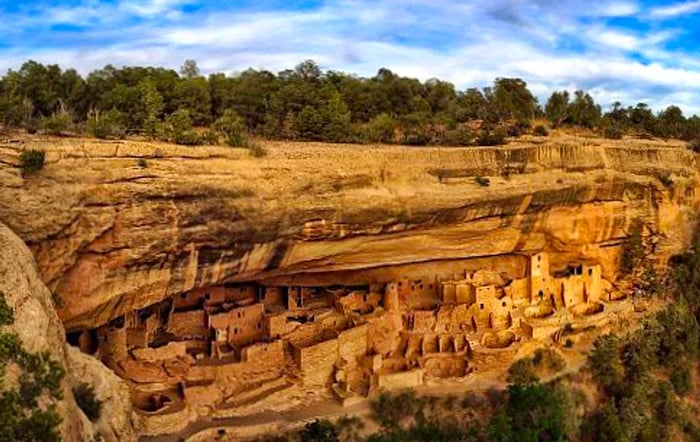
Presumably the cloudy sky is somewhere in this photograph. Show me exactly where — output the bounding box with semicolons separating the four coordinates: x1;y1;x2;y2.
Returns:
2;0;700;113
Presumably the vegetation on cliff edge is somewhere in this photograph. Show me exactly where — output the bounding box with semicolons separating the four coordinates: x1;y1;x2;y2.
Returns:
2;59;700;147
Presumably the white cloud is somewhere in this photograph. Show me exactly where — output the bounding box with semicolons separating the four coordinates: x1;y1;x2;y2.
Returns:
1;0;699;115
589;29;641;51
594;1;640;17
118;0;193;17
649;0;700;18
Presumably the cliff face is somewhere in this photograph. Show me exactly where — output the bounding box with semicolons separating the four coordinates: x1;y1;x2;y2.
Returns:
0;221;137;441
0;136;698;330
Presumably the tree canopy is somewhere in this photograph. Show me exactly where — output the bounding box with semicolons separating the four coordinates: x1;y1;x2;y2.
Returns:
1;59;699;147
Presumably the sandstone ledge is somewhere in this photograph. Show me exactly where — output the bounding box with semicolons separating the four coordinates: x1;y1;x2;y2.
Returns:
0;135;697;330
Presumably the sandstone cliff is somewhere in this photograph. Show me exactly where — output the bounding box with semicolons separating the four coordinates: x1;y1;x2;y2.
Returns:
0;221;138;441
0;135;698;331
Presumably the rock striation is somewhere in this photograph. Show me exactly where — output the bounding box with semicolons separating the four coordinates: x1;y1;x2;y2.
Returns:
1;134;699;438
0;137;697;333
1;137;698;331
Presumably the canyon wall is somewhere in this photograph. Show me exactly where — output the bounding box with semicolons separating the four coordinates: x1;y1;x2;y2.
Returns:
0;221;138;441
0;136;698;331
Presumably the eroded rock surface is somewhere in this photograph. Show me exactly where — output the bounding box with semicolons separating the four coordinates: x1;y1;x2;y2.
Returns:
0;136;697;332
0;221;137;441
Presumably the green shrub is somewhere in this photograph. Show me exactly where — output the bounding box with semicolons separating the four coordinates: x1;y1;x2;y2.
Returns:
363;113;396;144
86;109;126;139
73;383;102;422
371;390;422;428
564;338;574;348
137;158;148;168
657;174;674;188
533;125;549;136
173;130;201;146
165;109;201;145
247;140;268;158
442;394;458;410
19;149;45;176
532;348;566;372
403;131;431;146
212;109;248;147
670;365;692;396
143;116;164;140
488;383;569;442
441;126;474;146
475;176;491;187
476;127;507;146
41;111;72;135
507;358;539;386
299;419;339;442
506;123;524;137
603;125;624;140
688;138;700;153
0;291;13;326
0;292;65;442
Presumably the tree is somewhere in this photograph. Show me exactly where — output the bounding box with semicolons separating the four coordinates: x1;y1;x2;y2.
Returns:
139;80;164;139
424;78;458;121
545;91;570;128
400;112;432;146
41;106;73;135
457;88;490;122
164;109;200;145
507;358;539;386
86;108;126;139
490;78;538;125
300;419;340;442
600;101;629;138
568;90;601;129
175;76;211;125
588;334;625;396
295;106;325;140
4;57;700;149
0;292;65;442
657;105;685;139
489;383;568;442
628;103;656;135
180;59;200;79
321;90;352;142
586;401;628;442
363;113;396;144
295;59;322;82
211;109;248;147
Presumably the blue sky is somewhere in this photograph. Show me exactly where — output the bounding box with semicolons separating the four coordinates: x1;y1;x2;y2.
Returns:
2;0;700;113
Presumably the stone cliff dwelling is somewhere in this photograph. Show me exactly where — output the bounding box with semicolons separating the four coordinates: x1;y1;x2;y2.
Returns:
68;251;625;413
